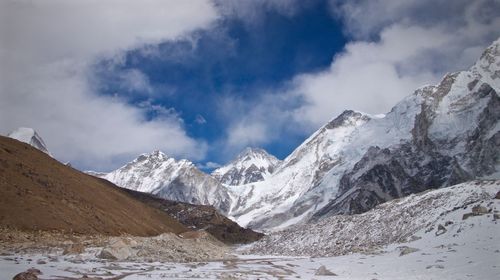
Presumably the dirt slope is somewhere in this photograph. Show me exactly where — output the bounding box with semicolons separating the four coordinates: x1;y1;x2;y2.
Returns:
0;136;187;236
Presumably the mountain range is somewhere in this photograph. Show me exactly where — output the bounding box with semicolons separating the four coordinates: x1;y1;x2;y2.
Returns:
10;38;500;232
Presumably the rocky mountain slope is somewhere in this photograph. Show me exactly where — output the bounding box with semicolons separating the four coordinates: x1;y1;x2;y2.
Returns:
212;147;281;186
227;38;500;230
95;150;231;213
244;180;500;256
7;127;51;155
0;136;187;236
122;188;263;244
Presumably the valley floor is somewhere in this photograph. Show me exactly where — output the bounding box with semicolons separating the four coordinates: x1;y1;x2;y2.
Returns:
2;181;499;279
1;232;498;280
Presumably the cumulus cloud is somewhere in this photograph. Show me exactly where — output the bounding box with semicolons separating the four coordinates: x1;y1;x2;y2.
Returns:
118;69;153;94
222;0;500;147
0;0;217;170
195;114;207;125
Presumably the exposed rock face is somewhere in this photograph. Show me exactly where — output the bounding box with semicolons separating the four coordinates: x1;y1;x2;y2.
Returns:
212;147;281;186
94;150;231;214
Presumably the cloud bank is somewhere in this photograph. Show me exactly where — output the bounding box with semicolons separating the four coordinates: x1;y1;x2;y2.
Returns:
0;0;217;170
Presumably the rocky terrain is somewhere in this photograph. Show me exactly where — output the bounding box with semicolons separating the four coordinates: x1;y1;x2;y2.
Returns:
244;180;500;256
122;188;263;244
0;228;230;263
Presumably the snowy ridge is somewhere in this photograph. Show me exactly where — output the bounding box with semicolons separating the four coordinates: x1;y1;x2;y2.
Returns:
212;147;281;186
94;150;231;213
244;180;500;257
227;110;373;228
7;127;51;156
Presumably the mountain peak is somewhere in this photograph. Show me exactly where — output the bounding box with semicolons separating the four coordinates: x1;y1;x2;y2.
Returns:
238;147;273;159
212;147;281;186
325;110;371;130
7;127;51;155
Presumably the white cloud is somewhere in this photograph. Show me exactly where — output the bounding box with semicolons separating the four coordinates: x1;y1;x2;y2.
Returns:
214;0;305;24
197;161;222;170
118;69;153;94
289;24;452;127
195;114;207;125
0;0;217;170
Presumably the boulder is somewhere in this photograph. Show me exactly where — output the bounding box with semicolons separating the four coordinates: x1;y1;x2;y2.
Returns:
472;205;489;215
97;239;133;261
435;224;447;236
399;246;420;256
315;265;337;276
462;213;474;220
13;268;42;280
63;243;85;255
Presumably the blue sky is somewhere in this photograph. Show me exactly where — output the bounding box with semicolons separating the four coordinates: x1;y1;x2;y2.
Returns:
2;0;499;171
93;0;346;167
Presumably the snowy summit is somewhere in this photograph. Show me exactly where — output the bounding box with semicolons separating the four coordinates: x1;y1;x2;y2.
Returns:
7;127;51;156
212;147;281;186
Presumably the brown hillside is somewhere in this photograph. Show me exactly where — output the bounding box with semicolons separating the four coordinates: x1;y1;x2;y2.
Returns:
0;136;187;236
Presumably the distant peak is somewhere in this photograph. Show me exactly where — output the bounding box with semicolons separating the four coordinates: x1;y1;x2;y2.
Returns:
242;147;267;155
151;149;165;156
136;150;169;161
235;147;278;162
7;127;51;155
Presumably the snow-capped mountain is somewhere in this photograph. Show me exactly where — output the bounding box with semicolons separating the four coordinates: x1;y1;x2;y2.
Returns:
212;147;281;186
7;127;51;155
85;38;499;232
94;150;231;213
227;38;500;230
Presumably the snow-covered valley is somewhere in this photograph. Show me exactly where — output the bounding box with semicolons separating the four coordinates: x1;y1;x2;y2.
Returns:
2;180;499;279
